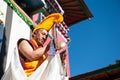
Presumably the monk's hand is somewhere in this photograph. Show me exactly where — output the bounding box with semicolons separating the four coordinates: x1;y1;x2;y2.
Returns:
43;39;51;55
43;37;51;46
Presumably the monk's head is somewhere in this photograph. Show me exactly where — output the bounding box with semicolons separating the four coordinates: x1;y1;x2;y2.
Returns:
32;13;63;46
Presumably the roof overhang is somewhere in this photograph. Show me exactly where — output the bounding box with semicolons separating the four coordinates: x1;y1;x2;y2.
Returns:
57;0;93;26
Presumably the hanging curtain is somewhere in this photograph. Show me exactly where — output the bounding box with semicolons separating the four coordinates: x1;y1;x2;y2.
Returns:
1;46;68;80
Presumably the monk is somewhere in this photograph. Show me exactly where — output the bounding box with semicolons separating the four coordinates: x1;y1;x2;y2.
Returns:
17;13;63;76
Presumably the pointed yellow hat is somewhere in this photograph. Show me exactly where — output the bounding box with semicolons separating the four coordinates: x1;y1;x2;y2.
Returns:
33;13;63;32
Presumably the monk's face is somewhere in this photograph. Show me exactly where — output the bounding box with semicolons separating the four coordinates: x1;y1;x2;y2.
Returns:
33;29;48;46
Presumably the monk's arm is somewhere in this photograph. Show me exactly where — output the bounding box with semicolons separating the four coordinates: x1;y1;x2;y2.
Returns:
18;40;47;61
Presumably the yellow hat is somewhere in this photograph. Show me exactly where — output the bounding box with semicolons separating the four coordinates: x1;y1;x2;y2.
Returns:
33;13;63;32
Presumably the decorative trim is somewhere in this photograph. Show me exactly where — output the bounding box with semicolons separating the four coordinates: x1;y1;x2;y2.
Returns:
4;0;34;30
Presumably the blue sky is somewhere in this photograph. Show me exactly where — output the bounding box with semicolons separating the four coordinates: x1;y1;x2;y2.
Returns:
68;0;120;77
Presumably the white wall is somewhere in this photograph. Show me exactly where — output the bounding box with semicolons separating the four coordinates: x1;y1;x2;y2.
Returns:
5;11;31;71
